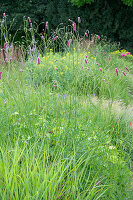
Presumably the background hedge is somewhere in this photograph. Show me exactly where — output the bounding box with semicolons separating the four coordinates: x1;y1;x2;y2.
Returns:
0;0;133;51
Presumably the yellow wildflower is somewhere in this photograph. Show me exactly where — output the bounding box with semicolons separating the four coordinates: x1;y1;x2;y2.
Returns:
65;65;69;70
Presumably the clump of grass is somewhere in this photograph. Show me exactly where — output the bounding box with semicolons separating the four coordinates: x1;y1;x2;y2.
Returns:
25;48;133;104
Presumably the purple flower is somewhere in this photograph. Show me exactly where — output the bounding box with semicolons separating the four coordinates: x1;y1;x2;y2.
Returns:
85;32;88;37
46;21;48;30
38;57;40;65
73;22;76;31
67;39;72;48
122;71;126;76
121;53;126;57
78;17;81;23
28;17;31;23
4;42;7;50
54;36;58;41
85;59;87;64
129;122;131;131
112;121;114;128
116;68;118;76
125;67;129;72
100;68;102;72
96;35;100;40
0;72;2;79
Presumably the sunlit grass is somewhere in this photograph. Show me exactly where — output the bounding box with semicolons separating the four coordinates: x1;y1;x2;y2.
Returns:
0;14;133;199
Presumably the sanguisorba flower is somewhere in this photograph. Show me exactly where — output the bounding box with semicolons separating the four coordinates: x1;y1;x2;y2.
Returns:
38;57;40;65
28;17;31;23
67;39;72;48
73;22;76;31
54;36;58;41
30;23;32;28
112;121;114;131
3;13;6;17
125;67;129;72
109;55;111;60
122;71;126;76
4;42;7;50
78;17;81;23
121;53;126;57
100;68;102;72
116;68;118;76
126;52;130;55
85;59;87;64
46;21;48;30
0;72;2;79
129;122;131;131
85;32;88;37
97;35;100;40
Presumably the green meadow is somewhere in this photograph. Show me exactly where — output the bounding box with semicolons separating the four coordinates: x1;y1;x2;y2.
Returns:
0;15;133;199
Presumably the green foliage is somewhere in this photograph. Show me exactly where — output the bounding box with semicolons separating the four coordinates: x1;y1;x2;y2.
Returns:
121;0;133;6
0;0;133;51
0;42;133;198
25;49;133;104
70;0;133;6
69;0;94;7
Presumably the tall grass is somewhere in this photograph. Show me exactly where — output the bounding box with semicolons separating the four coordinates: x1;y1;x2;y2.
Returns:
0;14;133;199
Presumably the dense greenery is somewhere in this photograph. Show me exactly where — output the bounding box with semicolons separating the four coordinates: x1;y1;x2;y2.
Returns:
0;0;133;51
70;0;133;6
0;15;133;199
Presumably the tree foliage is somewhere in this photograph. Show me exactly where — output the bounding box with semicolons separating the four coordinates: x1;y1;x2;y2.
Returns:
0;0;133;51
121;0;133;6
69;0;94;7
70;0;133;6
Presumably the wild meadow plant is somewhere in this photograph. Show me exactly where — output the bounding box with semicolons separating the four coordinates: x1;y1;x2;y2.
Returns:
0;14;133;199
